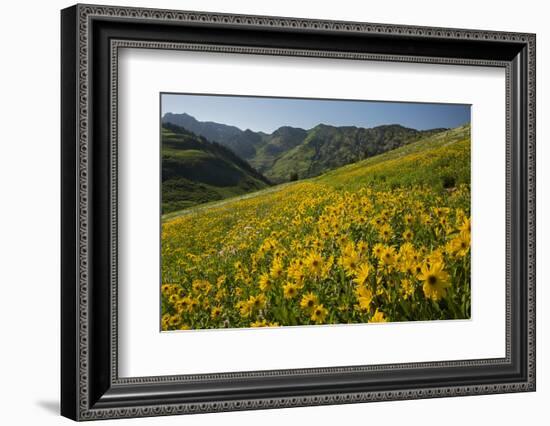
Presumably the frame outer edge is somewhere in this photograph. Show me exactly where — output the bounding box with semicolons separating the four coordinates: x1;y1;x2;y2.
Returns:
77;2;90;420
527;33;536;390
61;4;80;421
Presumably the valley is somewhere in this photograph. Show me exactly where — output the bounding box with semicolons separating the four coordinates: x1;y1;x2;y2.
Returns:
161;113;459;213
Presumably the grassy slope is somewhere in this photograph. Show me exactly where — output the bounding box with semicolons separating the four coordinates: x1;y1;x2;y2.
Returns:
248;127;308;173
315;124;470;191
162;127;270;213
264;124;447;183
164;124;470;221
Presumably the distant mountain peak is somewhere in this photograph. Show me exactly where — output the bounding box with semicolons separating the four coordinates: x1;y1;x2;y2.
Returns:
164;111;194;120
162;112;253;158
273;125;307;133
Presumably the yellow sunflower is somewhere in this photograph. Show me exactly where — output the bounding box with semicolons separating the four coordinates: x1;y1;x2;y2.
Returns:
283;282;300;299
372;243;385;259
418;261;450;301
340;249;361;275
379;223;393;241
379;246;397;267
450;230;470;257
270;257;284;279
369;309;387;323
403;213;414;226
300;292;318;311
210;306;223;320
258;273;272;292
311;304;328;324
402;229;414;242
353;263;371;285
306;252;324;277
355;287;373;312
459;217;471;234
250;319;268;327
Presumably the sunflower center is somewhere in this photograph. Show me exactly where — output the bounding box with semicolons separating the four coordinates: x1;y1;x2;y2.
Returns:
308;300;314;307
427;275;437;285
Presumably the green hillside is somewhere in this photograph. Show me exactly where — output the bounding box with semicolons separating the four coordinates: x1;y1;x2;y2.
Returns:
265;124;446;182
164;124;470;221
248;126;307;173
315;124;470;190
162;112;260;158
162;113;450;184
162;123;271;213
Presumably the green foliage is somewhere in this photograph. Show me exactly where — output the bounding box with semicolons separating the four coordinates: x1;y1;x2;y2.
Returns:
161;124;270;214
441;175;457;189
161;114;470;221
248;126;308;172
163;113;450;184
163;113;260;158
265;124;447;183
315;124;470;191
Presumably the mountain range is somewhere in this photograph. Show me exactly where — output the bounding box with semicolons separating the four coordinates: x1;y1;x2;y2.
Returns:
162;112;447;183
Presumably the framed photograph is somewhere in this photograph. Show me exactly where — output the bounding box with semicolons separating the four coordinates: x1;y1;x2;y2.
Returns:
61;4;536;421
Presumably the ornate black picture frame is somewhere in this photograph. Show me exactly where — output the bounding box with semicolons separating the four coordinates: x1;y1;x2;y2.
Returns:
61;4;536;421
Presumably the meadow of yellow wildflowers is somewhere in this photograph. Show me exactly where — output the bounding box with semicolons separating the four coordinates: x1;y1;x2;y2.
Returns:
161;126;471;330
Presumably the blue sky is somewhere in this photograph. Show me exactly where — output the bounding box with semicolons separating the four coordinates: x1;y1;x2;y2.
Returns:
161;93;470;133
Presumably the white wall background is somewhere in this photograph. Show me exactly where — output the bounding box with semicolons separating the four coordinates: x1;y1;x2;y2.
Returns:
0;0;546;424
